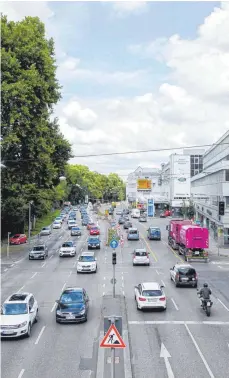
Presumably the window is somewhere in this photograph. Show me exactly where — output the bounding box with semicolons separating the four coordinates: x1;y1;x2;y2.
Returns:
226;170;229;181
225;197;229;207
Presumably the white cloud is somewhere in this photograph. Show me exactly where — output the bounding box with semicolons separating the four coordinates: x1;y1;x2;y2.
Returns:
62;101;97;130
112;1;147;17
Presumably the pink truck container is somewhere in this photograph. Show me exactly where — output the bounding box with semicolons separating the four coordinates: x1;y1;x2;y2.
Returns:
168;220;192;249
180;225;209;249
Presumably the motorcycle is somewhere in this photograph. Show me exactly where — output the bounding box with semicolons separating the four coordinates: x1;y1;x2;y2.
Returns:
197;291;213;317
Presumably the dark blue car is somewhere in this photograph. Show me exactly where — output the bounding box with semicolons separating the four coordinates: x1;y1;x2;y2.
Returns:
147;227;161;240
56;287;89;323
87;236;101;250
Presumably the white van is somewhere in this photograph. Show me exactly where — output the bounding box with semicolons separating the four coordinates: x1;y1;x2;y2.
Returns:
131;209;140;218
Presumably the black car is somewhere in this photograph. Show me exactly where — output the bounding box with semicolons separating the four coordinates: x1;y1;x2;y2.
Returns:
87;236;101;250
118;217;125;224
123;221;132;229
170;264;198;288
82;219;89;226
56;287;89;323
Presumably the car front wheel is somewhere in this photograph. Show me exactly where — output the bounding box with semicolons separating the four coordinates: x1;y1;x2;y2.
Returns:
26;323;31;338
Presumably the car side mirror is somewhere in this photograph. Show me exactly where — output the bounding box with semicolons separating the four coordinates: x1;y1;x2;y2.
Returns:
134;286;138;290
160;285;164;289
30;308;35;313
1;306;3;315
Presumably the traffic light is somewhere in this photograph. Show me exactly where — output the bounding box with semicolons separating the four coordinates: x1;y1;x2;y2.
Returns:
112;252;116;265
219;201;225;216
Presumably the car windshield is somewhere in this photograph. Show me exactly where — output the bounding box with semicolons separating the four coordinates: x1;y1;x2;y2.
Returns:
91;227;98;231
2;303;28;315
79;256;95;262
142;290;162;297
135;251;147;256
129;230;138;235
72;227;80;231
42;227;49;230
60;292;83;303
150;228;160;232
178;268;196;276
33;246;45;251
62;242;73;247
89;238;99;242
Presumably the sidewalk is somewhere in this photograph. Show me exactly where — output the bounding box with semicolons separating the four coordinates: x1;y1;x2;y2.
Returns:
208;233;229;257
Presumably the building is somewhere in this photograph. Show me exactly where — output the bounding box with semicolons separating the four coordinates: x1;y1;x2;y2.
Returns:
191;130;229;245
126;166;169;208
183;149;205;177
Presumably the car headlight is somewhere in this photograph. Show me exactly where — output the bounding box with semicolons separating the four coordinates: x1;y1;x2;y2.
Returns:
17;321;27;328
56;310;63;316
79;309;86;315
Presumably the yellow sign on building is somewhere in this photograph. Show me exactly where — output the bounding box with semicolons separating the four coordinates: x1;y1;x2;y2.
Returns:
137;179;152;190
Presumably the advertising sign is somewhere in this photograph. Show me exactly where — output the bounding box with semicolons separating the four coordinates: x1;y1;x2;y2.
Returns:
147;199;154;217
170;155;191;198
137;179;152;191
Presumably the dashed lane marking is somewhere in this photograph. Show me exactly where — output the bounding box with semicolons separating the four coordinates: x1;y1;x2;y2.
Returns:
171;298;179;311
34;326;46;345
217;298;229;312
128;320;229;325
17;369;25;378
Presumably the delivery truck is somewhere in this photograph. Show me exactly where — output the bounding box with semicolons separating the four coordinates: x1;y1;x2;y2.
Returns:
179;225;209;262
167;219;192;250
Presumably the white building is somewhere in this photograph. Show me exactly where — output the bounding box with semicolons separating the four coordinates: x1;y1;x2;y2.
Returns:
126;166;168;207
191;130;229;245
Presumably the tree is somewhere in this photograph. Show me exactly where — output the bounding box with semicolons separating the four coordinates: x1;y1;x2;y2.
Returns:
1;15;72;236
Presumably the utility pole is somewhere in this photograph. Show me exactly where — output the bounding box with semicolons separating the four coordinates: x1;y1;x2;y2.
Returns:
110;317;115;378
112;251;116;298
28;201;33;244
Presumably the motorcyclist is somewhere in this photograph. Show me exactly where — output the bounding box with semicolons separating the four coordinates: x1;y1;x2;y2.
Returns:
198;283;212;307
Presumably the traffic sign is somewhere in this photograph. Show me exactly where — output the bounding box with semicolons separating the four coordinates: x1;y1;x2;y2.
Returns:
110;239;118;249
100;324;126;348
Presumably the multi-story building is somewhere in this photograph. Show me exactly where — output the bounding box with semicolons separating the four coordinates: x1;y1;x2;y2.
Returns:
191;130;229;245
183;149;205;177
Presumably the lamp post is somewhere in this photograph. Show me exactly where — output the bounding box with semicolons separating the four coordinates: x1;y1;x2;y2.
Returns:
28;201;34;244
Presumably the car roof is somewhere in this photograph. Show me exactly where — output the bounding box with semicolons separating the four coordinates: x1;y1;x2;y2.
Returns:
63;287;83;292
129;228;138;231
175;263;194;269
33;244;46;247
141;282;161;290
5;292;31;303
81;252;95;256
134;248;146;252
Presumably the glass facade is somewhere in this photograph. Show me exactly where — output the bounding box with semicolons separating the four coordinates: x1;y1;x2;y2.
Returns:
190;155;203;177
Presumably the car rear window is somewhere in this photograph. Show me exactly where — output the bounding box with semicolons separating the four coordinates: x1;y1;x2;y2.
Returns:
33;246;45;251
62;242;73;247
142;290;162;297
178;267;196;276
135;251;147;256
129;230;138;235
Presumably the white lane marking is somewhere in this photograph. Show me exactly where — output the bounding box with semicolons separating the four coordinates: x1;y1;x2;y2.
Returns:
17;285;25;293
10;264;15;267
59;235;62;239
96;331;104;378
104;277;106;280
161;280;166;287
48;255;53;260
128;320;229;325
51;302;57;313
103;292;105;296
217;298;229;312
15;258;26;264
217;266;223;269
17;369;25;378
156;270;160;275
41;262;46;268
123;291;125;296
34;326;46;345
184;324;215;378
61;282;66;292
160;343;174;378
171;298;179;311
123;330;132;378
4;268;8;272
102;284;105;288
68;271;72;278
30;272;38;279
73;261;77;267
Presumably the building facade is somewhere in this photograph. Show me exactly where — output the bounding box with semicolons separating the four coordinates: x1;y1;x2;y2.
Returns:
191;130;229;245
183;149;205;177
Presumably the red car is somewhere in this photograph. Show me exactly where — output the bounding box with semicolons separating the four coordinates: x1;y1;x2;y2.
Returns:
10;234;27;245
87;223;96;230
90;227;100;236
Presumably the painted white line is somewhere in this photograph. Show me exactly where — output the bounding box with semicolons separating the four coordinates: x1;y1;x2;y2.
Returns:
59;235;62;239
184;324;215;378
103;292;105;296
102;283;105;288
48;255;53;260
218;298;229;312
4;268;8;272
51;302;57;313
104;277;106;280
68;270;72;278
15;258;25;264
161;280;166;287
128;320;229;325
41;262;46;268
217;265;223;269
171;298;179;311
34;326;46;345
10;263;15;267
96;331;104;378
156;269;160;275
61;282;66;292
123;291;125;296
73;261;77;267
17;369;25;378
123;330;132;378
30;272;38;279
17;285;25;293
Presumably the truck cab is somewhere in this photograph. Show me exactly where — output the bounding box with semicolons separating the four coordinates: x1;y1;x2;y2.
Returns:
147;227;161;240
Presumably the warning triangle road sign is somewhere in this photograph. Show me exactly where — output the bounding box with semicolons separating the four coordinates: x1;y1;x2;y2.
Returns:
100;324;126;349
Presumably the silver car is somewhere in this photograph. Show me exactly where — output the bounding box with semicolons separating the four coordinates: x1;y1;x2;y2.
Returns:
40;226;51;236
29;244;48;260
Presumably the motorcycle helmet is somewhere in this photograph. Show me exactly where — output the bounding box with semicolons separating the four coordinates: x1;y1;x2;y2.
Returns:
203;283;208;287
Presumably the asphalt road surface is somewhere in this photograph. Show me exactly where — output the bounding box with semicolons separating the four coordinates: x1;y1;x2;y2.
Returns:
1;206;229;378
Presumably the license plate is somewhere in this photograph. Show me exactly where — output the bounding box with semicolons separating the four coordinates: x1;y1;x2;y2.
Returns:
148;299;156;302
194;251;200;255
2;330;14;335
207;302;211;307
66;314;75;319
182;278;189;281
92;246;96;248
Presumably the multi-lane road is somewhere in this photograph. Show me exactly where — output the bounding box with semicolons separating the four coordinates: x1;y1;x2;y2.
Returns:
1;206;229;378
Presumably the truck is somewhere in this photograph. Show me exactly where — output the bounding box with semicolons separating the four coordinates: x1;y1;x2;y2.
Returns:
167;219;192;250
179;225;209;262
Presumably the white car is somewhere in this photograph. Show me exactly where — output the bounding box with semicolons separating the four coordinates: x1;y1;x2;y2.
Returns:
53;221;62;229
133;249;150;266
40;226;51;236
55;217;63;224
59;241;76;257
0;292;38;338
68;220;78;230
134;282;166;311
77;252;97;273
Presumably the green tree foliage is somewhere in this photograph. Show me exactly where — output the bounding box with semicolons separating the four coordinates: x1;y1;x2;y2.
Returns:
1;15;72;236
65;165;126;204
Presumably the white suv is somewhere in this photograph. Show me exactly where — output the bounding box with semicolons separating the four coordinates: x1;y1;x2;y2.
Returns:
134;282;166;311
0;292;38;338
77;252;97;273
59;241;76;257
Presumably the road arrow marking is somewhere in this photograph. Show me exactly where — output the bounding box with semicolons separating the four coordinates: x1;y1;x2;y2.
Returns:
160;343;174;378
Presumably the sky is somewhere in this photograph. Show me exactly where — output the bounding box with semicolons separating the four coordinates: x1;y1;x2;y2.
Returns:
2;1;229;180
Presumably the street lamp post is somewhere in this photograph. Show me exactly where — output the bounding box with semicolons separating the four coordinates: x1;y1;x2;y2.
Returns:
28;201;34;244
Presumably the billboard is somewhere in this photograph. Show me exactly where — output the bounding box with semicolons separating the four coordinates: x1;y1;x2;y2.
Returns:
137;179;151;190
170;155;191;199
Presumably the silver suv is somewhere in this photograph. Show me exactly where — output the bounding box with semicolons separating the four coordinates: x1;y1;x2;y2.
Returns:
29;244;48;260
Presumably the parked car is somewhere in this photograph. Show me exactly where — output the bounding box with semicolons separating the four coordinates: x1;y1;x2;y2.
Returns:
77;252;97;273
134;282;166;311
55;287;89;323
40;226;51;236
160;210;171;218
170;264;198;287
29;244;48;260
9;234;27;245
133;249;150;266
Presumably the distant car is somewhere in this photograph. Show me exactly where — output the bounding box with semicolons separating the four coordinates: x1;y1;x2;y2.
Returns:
56;287;89;323
87;222;96;230
77;252;97;273
40;226;51;236
147;227;161;240
87;236;100;250
116;210;122;215
127;228;140;241
160;210;171;218
123;221;132;229
53;221;61;229
124;216;129;221
134;282;166;311
133;249;150;266
139;216;147;222
170;264;198;288
0;292;38;338
59;241;76;257
73;207;78;211
68;220;78;230
29;244;48;260
118;217;125;224
55;217;63;224
9;234;27;245
90;226;100;236
71;227;81;236
82;219;89;226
